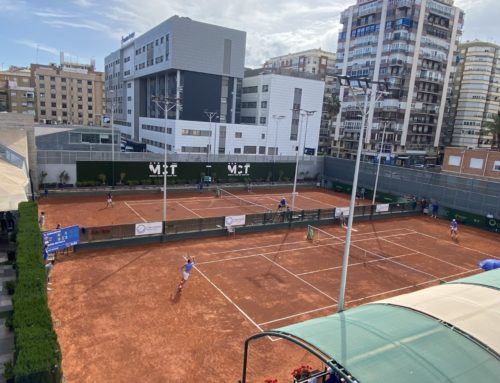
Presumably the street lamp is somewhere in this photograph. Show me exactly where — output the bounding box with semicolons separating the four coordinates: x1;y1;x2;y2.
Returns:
108;89;115;187
301;110;316;158
372;120;390;204
151;95;182;234
291;112;306;211
271;115;285;182
336;76;389;312
204;111;219;163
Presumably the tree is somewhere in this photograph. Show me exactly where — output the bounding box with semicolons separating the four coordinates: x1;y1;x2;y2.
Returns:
326;94;341;154
39;171;48;187
58;170;70;185
483;113;500;149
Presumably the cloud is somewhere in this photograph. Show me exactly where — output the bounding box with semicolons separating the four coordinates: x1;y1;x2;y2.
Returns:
73;0;94;7
34;10;78;18
0;0;26;12
15;39;60;56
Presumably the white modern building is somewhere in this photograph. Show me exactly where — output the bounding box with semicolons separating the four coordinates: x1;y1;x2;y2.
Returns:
334;0;464;165
105;16;325;157
241;70;325;155
447;40;500;149
263;48;336;78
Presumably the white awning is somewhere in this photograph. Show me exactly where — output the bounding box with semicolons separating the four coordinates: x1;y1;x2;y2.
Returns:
0;159;28;211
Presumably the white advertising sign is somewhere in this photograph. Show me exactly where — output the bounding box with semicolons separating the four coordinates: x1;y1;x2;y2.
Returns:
224;215;246;227
135;222;163;236
376;204;390;213
335;207;350;218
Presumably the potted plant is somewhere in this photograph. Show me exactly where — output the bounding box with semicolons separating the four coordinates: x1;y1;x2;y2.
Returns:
291;365;312;381
97;173;107;186
58;170;70;187
119;172;126;185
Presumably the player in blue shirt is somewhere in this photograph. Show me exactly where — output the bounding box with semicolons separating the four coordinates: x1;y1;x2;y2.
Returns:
278;197;286;211
450;219;458;239
178;257;196;291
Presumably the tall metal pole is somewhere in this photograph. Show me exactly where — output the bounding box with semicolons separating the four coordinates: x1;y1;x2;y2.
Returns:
272;115;285;182
301;110;316;158
204;111;218;163
372;120;389;205
110;89;115;187
337;88;369;312
337;77;388;312
291;114;304;211
163;105;167;232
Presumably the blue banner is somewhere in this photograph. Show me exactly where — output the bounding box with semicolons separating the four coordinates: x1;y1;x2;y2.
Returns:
43;225;80;253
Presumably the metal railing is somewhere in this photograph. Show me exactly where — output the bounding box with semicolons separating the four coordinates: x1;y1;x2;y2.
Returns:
78;202;419;244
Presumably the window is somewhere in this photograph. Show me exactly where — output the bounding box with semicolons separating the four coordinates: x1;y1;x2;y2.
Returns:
262;85;269;92
243;146;257;154
469;158;483;169
51;111;57;116
78;88;82;93
261;101;267;108
40;110;46;115
61;78;66;83
51;102;56;107
81;133;100;143
87;80;92;85
127;83;132;88
448;155;461;166
88;97;93;102
259;146;266;154
235;132;242;138
77;80;82;84
62;95;66;100
127;109;131;114
50;76;55;81
40;101;45;107
242;86;258;94
234;148;241;154
51;94;56;99
261;133;265;139
62;103;67;108
493;161;500;171
38;75;44;80
260;117;266;124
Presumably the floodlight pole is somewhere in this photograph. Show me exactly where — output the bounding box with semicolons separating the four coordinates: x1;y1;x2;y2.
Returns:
291;112;306;211
302;110;316;158
204;111;218;163
152;96;181;235
109;89;115;187
372;120;389;205
272;115;285;182
337;77;388;312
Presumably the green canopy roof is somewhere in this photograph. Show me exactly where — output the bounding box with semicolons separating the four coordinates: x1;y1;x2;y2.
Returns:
276;303;500;382
450;268;500;290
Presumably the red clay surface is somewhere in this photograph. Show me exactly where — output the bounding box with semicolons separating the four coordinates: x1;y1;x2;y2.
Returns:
47;216;500;382
38;187;370;229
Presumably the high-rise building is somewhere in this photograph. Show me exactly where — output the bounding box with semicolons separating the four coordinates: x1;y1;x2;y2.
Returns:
31;53;105;126
334;0;464;165
446;40;500;149
0;66;35;115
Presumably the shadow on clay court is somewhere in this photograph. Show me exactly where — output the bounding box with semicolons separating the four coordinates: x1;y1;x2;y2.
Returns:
170;288;182;304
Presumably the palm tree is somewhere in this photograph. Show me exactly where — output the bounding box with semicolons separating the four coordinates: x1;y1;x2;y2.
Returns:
483;113;500;149
326;94;341;155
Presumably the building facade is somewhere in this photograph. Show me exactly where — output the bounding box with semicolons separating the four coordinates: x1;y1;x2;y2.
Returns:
104;16;246;146
263;48;336;78
31;53;105;126
0;67;35;115
446;40;500;149
105;16;323;156
334;0;464;165
241;71;325;155
442;147;500;179
263;49;337;155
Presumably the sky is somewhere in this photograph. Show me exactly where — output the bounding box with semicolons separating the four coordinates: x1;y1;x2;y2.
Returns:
1;0;499;72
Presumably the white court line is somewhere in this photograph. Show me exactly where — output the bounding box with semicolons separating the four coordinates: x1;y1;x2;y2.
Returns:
177;202;203;218
410;230;497;258
193;263;264;333
296;193;337;208
124;201;147;222
259;253;338;302
296;252;419;276
382;235;470;271
258;304;337;326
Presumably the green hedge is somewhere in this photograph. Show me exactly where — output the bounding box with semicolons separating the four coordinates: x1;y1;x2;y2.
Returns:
12;202;62;382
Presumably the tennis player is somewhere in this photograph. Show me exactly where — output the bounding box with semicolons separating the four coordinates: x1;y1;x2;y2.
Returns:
278;197;286;211
106;192;113;208
450;219;458;239
178;257;196;291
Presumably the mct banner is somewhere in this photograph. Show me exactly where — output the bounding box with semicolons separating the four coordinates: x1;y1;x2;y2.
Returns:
43;225;80;253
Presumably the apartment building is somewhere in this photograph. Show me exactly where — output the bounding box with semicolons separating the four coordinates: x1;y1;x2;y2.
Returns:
446;40;500;149
0;67;35;115
241;69;325;155
442;147;500;179
334;0;464;165
31;53;105;126
263;48;336;78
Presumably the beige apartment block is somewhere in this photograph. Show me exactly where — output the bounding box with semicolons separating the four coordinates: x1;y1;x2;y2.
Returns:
0;66;35;115
442;147;500;179
31;54;105;126
447;40;500;149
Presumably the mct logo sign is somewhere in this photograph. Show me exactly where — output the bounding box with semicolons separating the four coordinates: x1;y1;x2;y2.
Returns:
149;162;178;177
227;163;250;177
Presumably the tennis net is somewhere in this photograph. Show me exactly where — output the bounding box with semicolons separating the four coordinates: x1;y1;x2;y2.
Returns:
217;188;273;213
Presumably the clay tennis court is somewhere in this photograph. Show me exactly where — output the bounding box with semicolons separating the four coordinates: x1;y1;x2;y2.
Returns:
38;186;371;228
47;216;499;382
